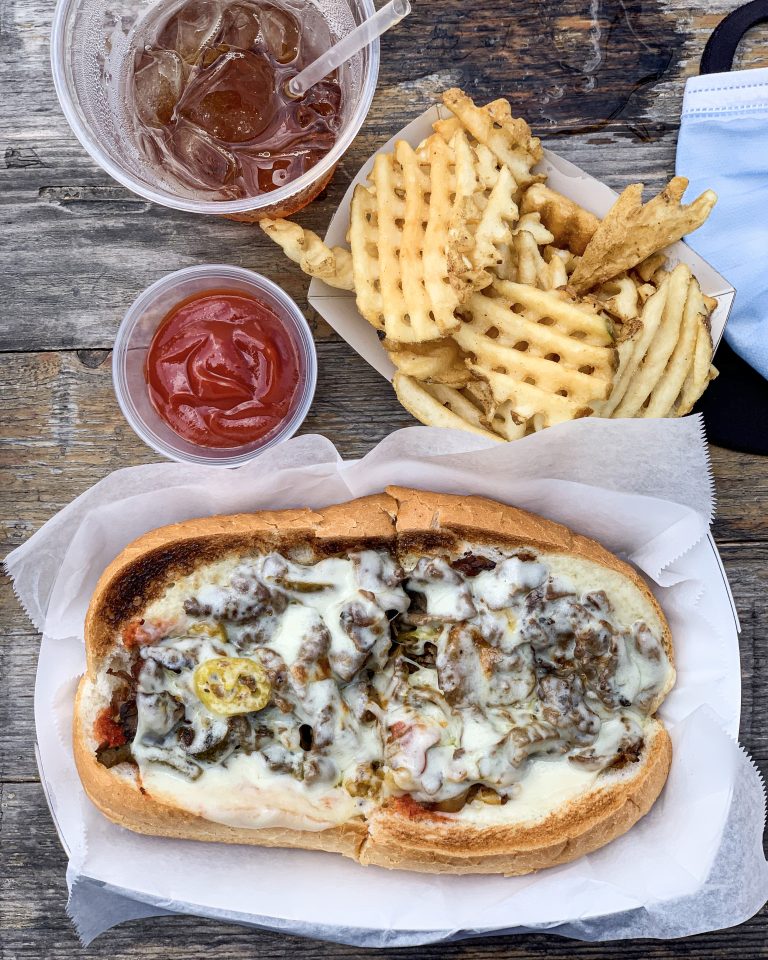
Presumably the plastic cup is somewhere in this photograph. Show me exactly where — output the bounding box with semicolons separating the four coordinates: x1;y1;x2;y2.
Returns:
112;265;317;466
50;0;379;219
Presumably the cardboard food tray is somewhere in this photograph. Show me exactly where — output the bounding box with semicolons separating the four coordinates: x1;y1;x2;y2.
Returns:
308;105;735;381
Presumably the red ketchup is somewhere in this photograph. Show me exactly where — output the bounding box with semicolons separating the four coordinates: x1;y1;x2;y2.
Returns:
145;289;301;448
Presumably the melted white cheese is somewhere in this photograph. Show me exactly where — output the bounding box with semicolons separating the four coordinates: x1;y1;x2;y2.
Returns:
456;715;641;826
457;756;599;825
113;545;672;830
545;553;663;635
472;558;548;609
266;604;322;667
140;751;367;831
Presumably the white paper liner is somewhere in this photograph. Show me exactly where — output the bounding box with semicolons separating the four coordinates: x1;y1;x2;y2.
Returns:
307;106;735;382
6;416;767;945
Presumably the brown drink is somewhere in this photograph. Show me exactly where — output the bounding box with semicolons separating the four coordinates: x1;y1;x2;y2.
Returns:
127;0;343;201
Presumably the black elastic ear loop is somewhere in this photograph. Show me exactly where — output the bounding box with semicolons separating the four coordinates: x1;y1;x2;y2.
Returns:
700;0;768;74
693;0;768;455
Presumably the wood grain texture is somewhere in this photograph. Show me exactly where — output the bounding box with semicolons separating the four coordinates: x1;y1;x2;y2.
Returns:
2;0;768;953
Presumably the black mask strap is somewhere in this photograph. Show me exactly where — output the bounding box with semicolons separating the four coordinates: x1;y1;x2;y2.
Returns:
693;0;768;455
700;0;768;73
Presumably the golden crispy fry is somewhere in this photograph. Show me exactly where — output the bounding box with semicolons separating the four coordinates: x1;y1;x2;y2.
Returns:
540;252;569;290
499;232;557;289
393;372;503;441
545;246;579;275
349;184;385;329
642;273;705;418
674;314;717;416
635;281;657;305
470;164;518;272
384;338;470;387
611;264;691;418
455;283;616;429
513;212;555;245
497;214;564;287
260;219;354;291
520;183;599;256
487;400;528;440
570;178;717;293
423;134;476;332
635;252;667;283
440;89;543;192
592;275;641;323
463;378;497;418
602;277;668;416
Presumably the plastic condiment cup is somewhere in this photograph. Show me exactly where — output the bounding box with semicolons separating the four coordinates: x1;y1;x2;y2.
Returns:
113;265;317;466
50;0;380;219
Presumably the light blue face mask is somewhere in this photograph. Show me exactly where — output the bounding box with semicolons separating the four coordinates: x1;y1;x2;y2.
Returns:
677;65;768;379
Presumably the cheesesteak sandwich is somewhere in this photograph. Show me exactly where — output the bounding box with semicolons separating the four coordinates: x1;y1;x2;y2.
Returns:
75;487;675;875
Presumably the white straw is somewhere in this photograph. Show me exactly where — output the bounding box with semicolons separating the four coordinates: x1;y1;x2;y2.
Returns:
286;0;411;98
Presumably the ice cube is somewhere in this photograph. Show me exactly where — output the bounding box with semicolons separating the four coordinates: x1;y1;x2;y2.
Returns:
158;0;223;64
217;1;262;50
169;120;240;189
178;50;273;143
258;3;299;63
198;43;229;68
133;48;184;127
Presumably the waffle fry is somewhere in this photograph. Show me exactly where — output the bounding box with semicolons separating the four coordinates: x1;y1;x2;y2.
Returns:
260;87;719;441
635;252;667;283
591;275;642;324
500;229;569;290
392;373;503;441
454;283;616;429
349;184;385;330
439;88;543;193
260;219;354;291
487;401;528;441
422;134;477;332
384;338;470;387
347;130;511;343
470;164;519;272
498;214;553;284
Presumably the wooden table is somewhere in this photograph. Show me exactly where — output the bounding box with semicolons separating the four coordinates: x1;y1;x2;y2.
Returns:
2;0;768;955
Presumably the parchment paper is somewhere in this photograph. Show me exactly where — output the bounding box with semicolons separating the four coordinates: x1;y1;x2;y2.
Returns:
6;416;767;946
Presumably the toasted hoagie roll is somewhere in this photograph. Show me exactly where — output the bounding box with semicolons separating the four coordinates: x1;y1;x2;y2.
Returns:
75;488;674;875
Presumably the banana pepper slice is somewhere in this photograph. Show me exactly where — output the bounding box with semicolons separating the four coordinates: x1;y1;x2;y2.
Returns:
193;657;271;716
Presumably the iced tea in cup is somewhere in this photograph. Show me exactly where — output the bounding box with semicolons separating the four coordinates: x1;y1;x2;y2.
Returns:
51;0;379;219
